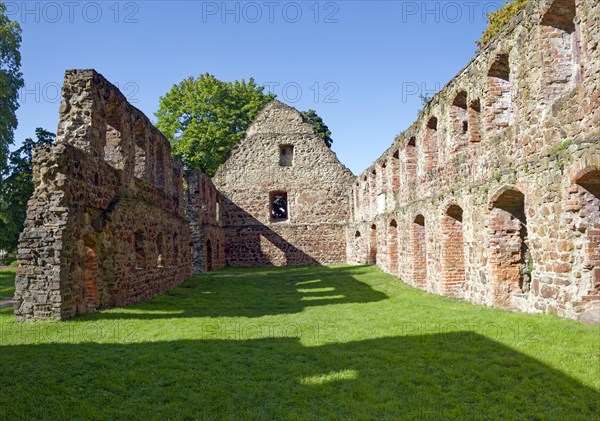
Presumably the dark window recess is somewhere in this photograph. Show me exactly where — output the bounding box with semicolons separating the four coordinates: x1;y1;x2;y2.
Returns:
279;145;294;166
271;192;288;220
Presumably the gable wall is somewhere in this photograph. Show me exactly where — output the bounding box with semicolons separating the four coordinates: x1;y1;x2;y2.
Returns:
212;102;355;266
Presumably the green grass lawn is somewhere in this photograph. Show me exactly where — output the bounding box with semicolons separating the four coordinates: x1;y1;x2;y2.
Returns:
1;265;599;420
0;268;16;301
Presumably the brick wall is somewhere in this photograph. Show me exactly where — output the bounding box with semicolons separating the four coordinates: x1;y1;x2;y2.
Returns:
348;0;600;322
14;70;191;321
213;101;354;267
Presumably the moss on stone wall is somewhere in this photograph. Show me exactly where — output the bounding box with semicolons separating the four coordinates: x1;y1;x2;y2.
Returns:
477;0;529;49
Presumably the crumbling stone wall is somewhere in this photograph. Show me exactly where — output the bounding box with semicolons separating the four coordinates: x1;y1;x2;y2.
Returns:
348;0;600;322
185;170;225;273
14;70;191;321
213;101;354;267
13;0;598;324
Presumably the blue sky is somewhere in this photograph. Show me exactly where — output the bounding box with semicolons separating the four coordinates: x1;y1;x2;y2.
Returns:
9;0;501;174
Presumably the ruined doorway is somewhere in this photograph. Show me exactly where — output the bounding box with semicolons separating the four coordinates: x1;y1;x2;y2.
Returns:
369;224;377;264
487;188;529;307
441;205;466;296
412;215;427;288
575;170;600;296
83;237;99;310
388;220;398;275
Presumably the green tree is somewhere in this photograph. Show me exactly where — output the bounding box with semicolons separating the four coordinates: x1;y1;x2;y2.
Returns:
155;73;276;177
0;128;55;253
0;2;24;171
301;109;333;149
477;0;529;49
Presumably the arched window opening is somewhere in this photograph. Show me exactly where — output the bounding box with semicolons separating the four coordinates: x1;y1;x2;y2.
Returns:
575;170;600;296
441;205;466;296
412;215;427;288
406;137;417;180
486;54;513;132
381;162;387;191
134;121;148;180
424;117;438;172
451;92;468;152
104;102;124;170
468;99;482;143
83;237;99;310
369;224;378;265
540;0;582;101
388;220;398;275
488;189;530;307
391;150;400;191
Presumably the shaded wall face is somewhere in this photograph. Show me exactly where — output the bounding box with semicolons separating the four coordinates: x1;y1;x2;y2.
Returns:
347;0;600;321
213;103;354;267
185;170;226;274
14;70;191;321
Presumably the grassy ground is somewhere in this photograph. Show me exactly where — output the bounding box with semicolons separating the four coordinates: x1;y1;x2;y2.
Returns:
1;265;599;420
0;268;16;301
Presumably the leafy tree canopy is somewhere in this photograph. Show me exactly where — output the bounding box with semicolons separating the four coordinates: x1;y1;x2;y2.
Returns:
155;73;275;177
301;109;333;149
0;2;24;171
0;128;55;252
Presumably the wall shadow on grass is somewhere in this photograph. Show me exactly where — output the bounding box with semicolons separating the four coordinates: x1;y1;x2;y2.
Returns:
76;265;388;321
0;269;16;301
1;332;598;419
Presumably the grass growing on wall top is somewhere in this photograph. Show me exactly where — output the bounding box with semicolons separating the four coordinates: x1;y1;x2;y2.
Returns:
477;0;530;49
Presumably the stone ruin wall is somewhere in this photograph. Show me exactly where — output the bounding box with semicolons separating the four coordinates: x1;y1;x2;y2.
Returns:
347;0;600;322
12;0;599;324
213;101;354;267
14;70;192;321
185;170;226;273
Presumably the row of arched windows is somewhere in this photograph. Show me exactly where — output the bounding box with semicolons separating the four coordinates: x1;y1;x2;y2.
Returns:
355;0;583;208
354;166;599;305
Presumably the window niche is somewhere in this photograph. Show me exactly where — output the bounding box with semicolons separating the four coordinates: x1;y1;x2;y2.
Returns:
391;150;400;191
486;54;513;132
104;102;125;170
451;91;469;152
270;192;289;221
279;145;294;167
405;137;417;180
468;99;482;143
424;117;439;172
540;0;582;102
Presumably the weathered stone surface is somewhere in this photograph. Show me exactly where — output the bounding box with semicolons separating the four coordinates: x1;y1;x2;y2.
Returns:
14;70;191;321
348;0;600;322
212;101;354;267
578;303;600;325
14;0;599;323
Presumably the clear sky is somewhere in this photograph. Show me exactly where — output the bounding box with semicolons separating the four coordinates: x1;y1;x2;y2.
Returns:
9;0;500;174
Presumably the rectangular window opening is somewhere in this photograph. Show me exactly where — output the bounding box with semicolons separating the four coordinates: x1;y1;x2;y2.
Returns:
270;192;289;221
279;145;294;167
